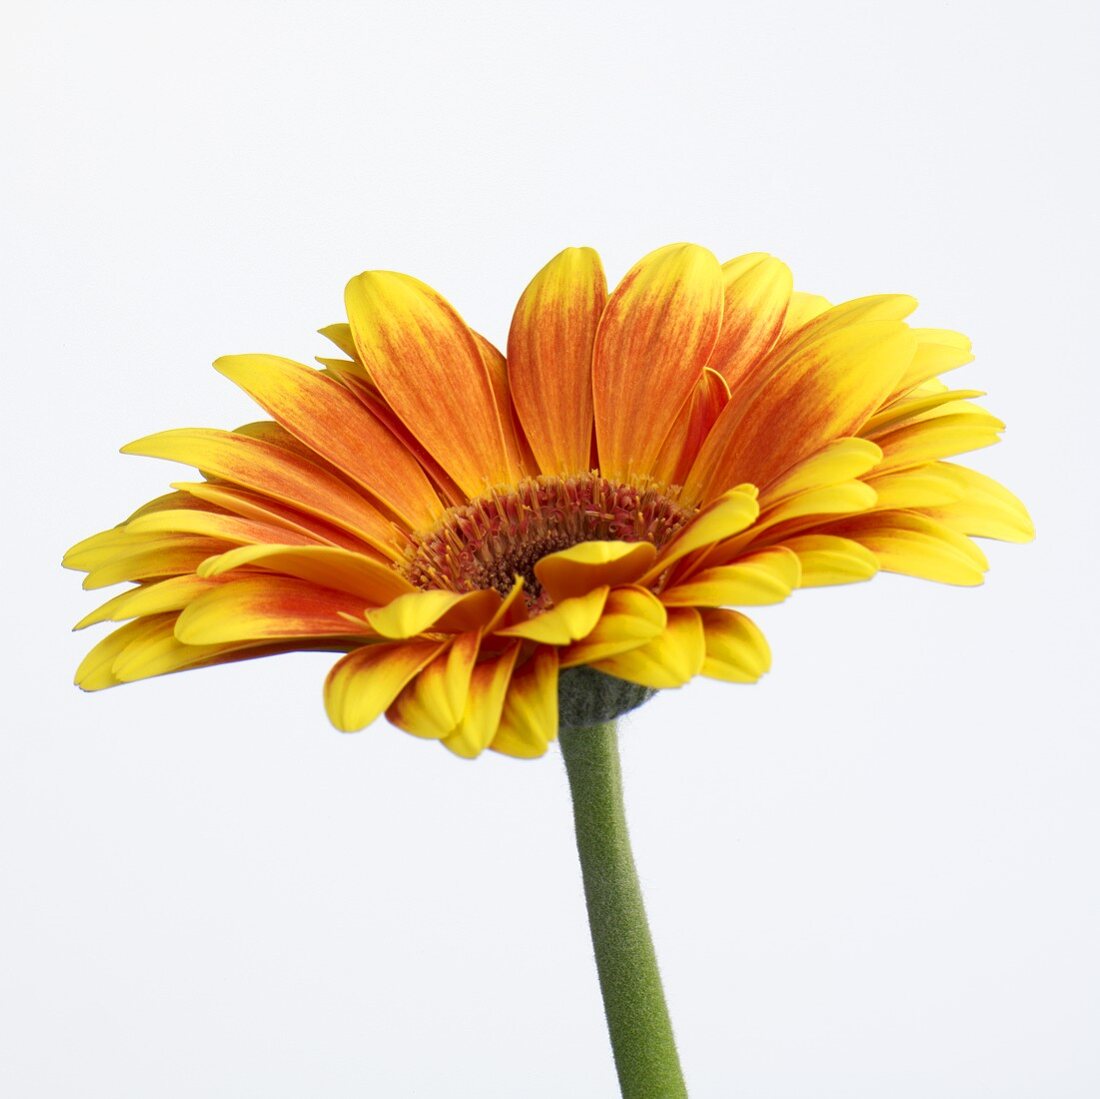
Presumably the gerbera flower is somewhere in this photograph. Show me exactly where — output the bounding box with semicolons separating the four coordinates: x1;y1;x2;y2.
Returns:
65;244;1032;758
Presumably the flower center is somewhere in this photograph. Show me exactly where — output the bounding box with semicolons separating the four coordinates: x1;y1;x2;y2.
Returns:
403;473;690;607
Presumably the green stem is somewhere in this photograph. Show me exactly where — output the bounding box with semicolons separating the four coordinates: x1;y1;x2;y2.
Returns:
559;722;687;1098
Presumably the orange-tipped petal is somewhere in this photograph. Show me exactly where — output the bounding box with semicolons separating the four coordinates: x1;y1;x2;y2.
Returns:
213;354;443;530
534;541;656;603
175;576;371;645
444;644;522;758
386;631;482;740
683;320;917;503
699;608;771;683
325;642;446;732
491;648;559;758
593;243;723;480
344;271;513;495
507;247;606;474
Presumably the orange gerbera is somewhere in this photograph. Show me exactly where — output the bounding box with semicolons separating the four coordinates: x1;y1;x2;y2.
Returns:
66;244;1033;757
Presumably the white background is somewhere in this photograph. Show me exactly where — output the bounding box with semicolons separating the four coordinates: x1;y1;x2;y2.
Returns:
2;2;1097;1095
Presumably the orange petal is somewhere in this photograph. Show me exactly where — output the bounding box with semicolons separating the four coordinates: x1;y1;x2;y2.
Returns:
491;647;559;758
683;320;917;503
198;544;415;604
214;354;443;529
175;576;372;644
507;247;606;474
386;631;482;739
593;243;723;480
122;428;401;556
445;643;521;758
472;331;534;477
651;367;730;486
325;641;446;732
591;606;705;689
534;541;656;603
172;481;367;551
708;254;792;393
344;271;513;495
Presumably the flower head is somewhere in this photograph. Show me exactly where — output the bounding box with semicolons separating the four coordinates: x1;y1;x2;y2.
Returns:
66;244;1032;758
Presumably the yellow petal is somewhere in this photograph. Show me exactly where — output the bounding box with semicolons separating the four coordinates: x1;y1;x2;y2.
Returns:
559;585;668;668
495;586;609;645
490;648;559;759
170;480;365;551
920;463;1035;543
82;538;228;589
74;575;221;629
662;547;800;607
641;487;760;583
871;410;1004;474
344;270;513;495
387;632;482;739
126;508;318;547
593;243;723;480
862;386;985;436
198;544;414;603
779;291;832;336
444;644;521;759
592;607;705;689
507;247;606;475
175;577;371;644
779;534;880;587
699;608;771;682
365;588;500;640
324;642;446;732
761;438;883;504
534;541;656;603
122;428;401;556
863;466;965;510
889;328;973;395
75;616;172;691
213;354;442;530
825;512;988;586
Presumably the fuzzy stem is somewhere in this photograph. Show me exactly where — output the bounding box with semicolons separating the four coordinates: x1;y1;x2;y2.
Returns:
559;722;687;1098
